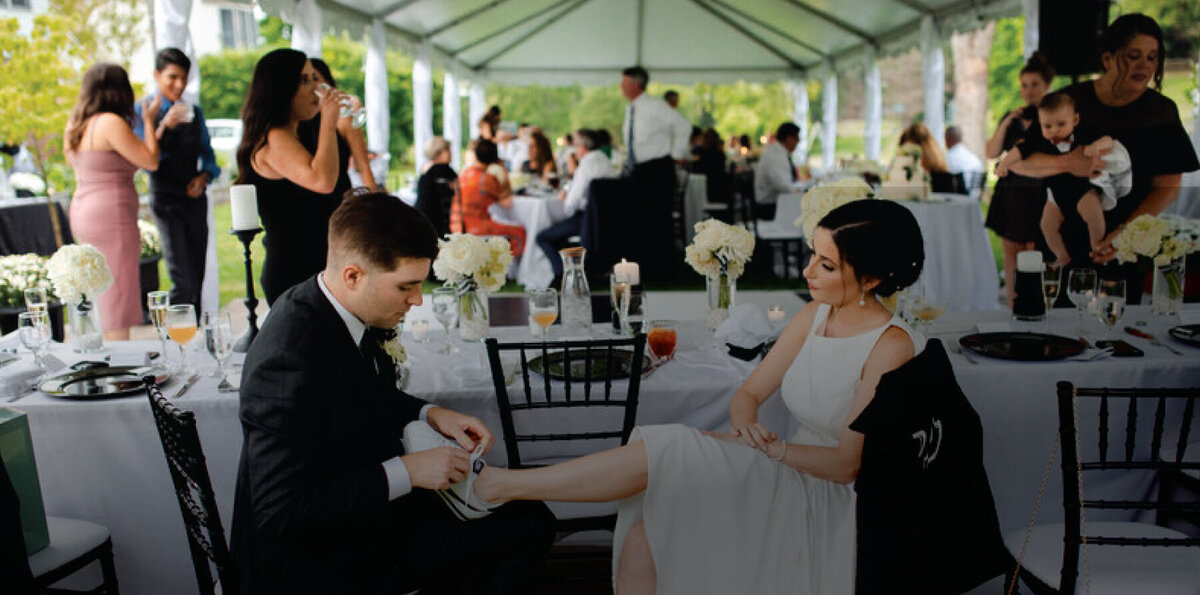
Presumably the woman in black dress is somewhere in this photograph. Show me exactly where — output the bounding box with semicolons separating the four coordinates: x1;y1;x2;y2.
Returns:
984;52;1054;307
1006;14;1199;305
235;49;348;305
415;136;457;236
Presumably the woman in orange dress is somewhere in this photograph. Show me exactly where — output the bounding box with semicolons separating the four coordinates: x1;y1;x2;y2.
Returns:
451;139;525;256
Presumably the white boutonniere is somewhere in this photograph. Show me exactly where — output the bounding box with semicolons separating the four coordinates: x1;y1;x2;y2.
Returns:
382;334;406;365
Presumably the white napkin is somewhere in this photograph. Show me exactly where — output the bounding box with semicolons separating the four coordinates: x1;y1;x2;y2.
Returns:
1179;310;1200;325
976;322;1012;333
0;358;42;397
1068;347;1112;362
714;304;774;348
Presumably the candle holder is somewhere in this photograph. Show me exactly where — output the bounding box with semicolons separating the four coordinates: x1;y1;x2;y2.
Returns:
230;227;263;352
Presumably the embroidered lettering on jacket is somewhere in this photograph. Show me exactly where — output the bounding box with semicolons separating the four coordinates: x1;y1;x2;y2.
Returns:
912;418;943;469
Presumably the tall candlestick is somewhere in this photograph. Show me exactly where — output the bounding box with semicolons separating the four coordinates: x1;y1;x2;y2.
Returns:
230;184;260;231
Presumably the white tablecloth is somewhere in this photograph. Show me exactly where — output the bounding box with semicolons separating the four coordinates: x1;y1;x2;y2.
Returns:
4;302;1197;594
903;195;1001;312
489;194;566;290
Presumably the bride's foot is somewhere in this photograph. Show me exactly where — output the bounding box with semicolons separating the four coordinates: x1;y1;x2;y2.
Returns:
473;467;508;506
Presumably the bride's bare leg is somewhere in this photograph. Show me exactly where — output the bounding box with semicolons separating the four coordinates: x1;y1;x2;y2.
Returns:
616;521;656;595
475;441;648;503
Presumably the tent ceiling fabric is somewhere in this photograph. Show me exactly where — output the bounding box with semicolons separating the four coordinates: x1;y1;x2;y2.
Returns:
260;0;1019;84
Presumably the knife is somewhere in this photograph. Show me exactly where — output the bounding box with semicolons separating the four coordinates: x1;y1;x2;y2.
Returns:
171;374;200;399
1124;326;1183;356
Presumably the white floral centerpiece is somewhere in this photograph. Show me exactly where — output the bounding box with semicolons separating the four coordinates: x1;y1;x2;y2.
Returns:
1112;214;1199;315
794;177;876;246
0;254;53;309
8;172;46;196
685;219;755;330
432;234;512;341
138;219;163;259
46;244;112;352
878;143;930;201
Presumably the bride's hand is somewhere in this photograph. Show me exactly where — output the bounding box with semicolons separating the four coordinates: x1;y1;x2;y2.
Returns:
731;422;777;451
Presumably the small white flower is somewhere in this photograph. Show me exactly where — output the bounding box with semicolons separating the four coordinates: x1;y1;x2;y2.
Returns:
382;336;406;364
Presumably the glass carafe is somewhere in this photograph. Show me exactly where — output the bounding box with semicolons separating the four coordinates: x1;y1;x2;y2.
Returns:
558;247;592;334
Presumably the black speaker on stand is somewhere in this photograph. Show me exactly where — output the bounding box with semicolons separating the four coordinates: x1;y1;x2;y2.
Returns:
1038;0;1110;77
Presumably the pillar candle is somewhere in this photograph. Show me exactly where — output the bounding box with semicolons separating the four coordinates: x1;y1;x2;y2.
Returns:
614;259;640;285
229;185;260;231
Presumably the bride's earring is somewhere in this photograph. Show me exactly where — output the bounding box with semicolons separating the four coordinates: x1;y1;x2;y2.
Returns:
858;290;866;307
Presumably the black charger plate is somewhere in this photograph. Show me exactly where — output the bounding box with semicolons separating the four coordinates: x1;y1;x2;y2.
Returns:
959;332;1085;361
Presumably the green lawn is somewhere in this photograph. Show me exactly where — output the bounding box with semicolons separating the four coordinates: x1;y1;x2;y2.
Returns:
155;201;266;307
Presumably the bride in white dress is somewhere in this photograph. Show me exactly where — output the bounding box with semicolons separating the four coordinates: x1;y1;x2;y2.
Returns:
473;199;927;594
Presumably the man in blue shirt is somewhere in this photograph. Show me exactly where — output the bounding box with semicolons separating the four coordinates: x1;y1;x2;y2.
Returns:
134;47;220;314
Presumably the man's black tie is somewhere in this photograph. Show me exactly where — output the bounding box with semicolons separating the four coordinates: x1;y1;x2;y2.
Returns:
360;327;398;390
787;151;798;182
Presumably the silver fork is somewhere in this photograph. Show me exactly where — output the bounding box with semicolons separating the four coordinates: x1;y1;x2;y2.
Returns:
951;341;979;365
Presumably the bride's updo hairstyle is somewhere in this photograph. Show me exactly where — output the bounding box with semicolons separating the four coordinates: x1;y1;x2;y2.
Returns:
817;199;924;297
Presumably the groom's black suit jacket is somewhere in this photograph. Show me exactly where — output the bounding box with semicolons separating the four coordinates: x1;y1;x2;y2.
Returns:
230;277;428;594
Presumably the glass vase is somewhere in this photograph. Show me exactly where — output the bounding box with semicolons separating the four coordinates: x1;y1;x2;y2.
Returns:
706;273;737;331
68;298;103;353
1150;256;1185;316
457;288;490;342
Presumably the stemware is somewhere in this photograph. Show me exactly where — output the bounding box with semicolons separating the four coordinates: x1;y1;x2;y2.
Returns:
431;288;460;355
903;283;946;330
528;288;558;339
610;274;631;335
24;287;47;314
17;311;51;380
625;289;648;335
202;311;234;387
1095;279;1126;340
314;83;367;128
1066;268;1098;333
647;320;678;362
147;291;170;364
1041;263;1062;328
165;304;197;374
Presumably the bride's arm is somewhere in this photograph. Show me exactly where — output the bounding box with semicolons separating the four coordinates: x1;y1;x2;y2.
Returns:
727;302;818;447
765;326;913;484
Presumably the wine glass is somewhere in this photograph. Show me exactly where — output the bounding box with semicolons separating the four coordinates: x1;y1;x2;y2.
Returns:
1066;268;1098;334
147;291;170;365
903;283;946;330
202;311;233;386
528;288;558;339
165;304;197;374
610;274;630;335
24;287;47;313
647;320;678;362
1042;263;1062;328
18;311;51;380
1095;279;1126;341
314;83;367;128
431;288;459;355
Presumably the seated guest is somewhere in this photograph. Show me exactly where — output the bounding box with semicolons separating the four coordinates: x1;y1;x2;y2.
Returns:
898;123;949;174
663;89;680;109
231;193;554;594
594;128;613;160
452;139;526;257
555;132;574;177
536;129;612;277
753;122;801;220
498;124;531;170
415;136;456;236
519;131;559;186
944;125;985;191
690;127;729;211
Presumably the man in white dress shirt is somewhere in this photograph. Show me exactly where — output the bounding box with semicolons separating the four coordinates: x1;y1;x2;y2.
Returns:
944;125;985;193
536;129;612;278
753;122;801;220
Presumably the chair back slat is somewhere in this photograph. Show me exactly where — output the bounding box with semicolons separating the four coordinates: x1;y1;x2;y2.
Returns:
144;377;239;595
1177;396;1196;464
485;335;645;470
1124;393;1138;463
1099;395;1109;464
1151;396;1167;463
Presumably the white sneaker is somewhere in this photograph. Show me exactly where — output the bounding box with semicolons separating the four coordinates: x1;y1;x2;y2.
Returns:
401;421;495;520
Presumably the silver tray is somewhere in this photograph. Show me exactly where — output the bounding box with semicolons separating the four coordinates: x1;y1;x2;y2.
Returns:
39;365;170;399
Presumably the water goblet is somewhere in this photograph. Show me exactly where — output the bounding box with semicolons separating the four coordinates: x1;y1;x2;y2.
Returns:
314;83;367;128
431;288;460;355
202;311;233;386
147;291;170;365
24;287;47;314
1095;279;1126;341
1066;268;1098;334
17;311;51;380
528;288;558;339
165;304;197;374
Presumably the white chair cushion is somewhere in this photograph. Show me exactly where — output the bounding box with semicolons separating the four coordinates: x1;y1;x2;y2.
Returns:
27;516;110;577
1004;522;1200;595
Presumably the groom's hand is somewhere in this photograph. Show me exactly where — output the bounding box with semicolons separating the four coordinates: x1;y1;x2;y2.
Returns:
403;448;469;490
426;406;496;454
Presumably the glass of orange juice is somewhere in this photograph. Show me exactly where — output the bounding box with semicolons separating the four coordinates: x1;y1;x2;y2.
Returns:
165;304;197;374
528;288;558;339
647;320;678;362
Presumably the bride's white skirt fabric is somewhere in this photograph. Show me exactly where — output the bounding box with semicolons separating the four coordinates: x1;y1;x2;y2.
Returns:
613;424;857;595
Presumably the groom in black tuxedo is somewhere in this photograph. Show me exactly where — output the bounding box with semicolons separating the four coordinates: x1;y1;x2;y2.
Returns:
231;193;555;594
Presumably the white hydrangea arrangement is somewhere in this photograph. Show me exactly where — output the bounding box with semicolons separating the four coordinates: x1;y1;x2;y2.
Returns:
685;219;756;280
45;244;113;304
432;234;512;293
0;254;53;308
1112;214;1200;267
8;172;46;196
794;177;875;246
138;219;163;259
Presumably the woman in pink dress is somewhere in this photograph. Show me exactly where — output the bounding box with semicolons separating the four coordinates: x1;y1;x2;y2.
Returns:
64;63;161;340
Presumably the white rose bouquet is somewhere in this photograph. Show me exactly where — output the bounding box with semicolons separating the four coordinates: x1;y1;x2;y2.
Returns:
685;219;755;280
45;244;113;304
1112;214;1199;267
432;234;512;339
0;254;53;308
794;177;875;246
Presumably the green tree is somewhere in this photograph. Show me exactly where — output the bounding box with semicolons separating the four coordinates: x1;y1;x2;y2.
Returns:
1116;0;1200;58
47;0;147;72
0;16;84;191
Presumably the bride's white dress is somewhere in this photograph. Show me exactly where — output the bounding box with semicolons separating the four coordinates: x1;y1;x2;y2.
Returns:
613;303;923;594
